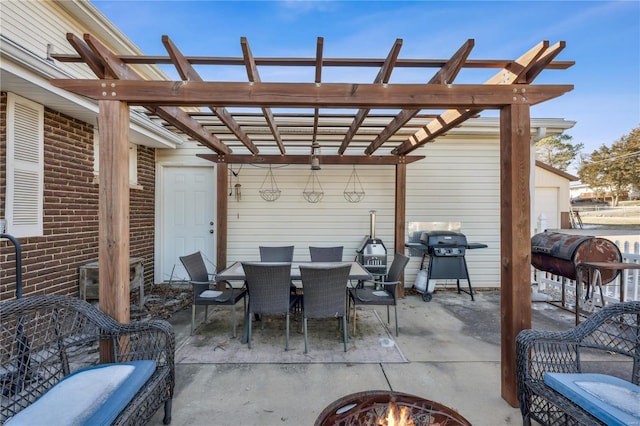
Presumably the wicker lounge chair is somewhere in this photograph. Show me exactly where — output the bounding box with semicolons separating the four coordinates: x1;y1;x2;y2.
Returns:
516;300;640;425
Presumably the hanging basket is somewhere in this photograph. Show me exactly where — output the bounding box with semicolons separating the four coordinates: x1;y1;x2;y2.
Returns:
303;169;324;203
343;166;365;203
259;166;281;202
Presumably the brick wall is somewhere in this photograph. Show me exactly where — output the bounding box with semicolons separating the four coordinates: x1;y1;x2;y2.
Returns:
0;93;156;301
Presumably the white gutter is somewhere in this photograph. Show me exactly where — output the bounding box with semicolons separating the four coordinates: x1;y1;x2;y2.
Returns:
1;35;183;148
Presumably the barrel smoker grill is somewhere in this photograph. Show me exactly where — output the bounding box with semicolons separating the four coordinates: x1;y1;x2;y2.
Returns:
531;231;622;307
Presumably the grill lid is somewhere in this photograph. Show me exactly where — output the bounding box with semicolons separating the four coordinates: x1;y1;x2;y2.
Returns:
420;231;468;247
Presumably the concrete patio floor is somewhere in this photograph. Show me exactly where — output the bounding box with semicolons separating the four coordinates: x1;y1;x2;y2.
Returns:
150;288;576;426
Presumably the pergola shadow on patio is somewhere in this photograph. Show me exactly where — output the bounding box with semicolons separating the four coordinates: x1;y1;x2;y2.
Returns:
50;34;573;405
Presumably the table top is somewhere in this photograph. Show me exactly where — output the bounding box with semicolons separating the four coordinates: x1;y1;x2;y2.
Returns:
216;261;372;282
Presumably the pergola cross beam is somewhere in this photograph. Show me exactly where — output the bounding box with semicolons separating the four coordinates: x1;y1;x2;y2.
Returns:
162;35;258;154
72;33;231;154
338;38;402;154
241;37;285;154
393;41;556;155
364;38;474;155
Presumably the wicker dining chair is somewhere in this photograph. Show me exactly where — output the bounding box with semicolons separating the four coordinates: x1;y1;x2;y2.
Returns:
309;246;344;262
179;251;247;336
241;262;299;350
299;264;351;353
348;252;409;336
259;245;294;262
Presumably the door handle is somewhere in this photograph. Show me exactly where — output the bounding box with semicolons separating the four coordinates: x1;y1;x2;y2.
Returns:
209;229;214;234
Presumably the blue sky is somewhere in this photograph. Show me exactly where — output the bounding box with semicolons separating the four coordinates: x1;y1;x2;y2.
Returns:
92;0;639;155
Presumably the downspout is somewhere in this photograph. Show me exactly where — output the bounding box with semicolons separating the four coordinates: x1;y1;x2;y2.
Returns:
530;127;547;235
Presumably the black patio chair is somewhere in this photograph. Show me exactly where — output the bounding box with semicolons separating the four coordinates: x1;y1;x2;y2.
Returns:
242;262;300;350
299;264;351;353
348;252;409;336
309;246;344;262
259;245;294;262
179;251;247;337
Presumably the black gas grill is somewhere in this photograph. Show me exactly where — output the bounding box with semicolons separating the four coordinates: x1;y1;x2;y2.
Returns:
407;231;487;302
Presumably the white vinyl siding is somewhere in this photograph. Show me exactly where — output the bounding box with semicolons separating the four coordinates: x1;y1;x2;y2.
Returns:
224;164;396;265
6;93;44;237
405;138;501;288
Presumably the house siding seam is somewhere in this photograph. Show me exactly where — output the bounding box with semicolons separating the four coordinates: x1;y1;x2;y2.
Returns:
0;93;156;302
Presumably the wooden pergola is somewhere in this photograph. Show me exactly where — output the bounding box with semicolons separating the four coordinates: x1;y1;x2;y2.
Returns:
50;33;573;406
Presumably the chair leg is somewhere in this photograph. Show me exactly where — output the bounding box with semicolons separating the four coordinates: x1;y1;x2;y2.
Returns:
248;313;253;349
303;317;309;354
231;302;237;338
191;305;196;335
285;312;290;351
394;305;398;336
352;300;357;335
387;306;390;323
205;305;209;321
342;316;348;352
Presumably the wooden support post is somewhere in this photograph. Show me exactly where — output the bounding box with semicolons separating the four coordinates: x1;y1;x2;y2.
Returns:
98;100;130;362
395;162;407;297
500;103;533;407
216;163;228;272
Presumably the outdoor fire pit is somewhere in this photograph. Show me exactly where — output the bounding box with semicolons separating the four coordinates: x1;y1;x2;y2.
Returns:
315;390;471;426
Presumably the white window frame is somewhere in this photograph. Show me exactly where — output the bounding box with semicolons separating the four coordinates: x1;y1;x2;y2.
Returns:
5;93;44;238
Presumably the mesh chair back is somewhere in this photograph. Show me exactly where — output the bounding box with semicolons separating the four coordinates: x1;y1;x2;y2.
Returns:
386;253;410;283
179;252;210;282
309;246;344;262
242;262;292;315
300;264;351;319
259;246;294;262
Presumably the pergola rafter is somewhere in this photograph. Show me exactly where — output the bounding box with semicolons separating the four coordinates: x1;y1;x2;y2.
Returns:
364;38;474;155
49;34;574;409
162;35;258;154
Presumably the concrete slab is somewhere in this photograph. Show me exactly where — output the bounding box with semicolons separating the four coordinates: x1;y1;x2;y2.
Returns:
150;289;579;426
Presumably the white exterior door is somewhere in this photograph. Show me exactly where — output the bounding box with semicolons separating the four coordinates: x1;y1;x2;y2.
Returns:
159;166;216;282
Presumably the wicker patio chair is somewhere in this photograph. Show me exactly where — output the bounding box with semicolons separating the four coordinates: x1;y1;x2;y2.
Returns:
259;245;294;262
309;246;344;262
241;262;299;350
179;251;247;336
0;294;174;425
516;300;640;426
348;252;409;336
299;264;352;353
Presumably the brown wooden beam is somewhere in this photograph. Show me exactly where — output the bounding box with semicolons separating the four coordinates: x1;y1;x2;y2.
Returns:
338;39;402;154
49;80;573;109
52;53;574;70
394;162;407;297
394;41;552;155
98;100;130;325
241;37;285;154
162;35;258;154
198;154;424;165
72;33;231;155
216;163;228;272
500;103;533;407
365;39;474;155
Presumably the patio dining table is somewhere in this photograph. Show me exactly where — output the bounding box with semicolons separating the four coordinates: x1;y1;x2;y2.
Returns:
215;261;372;283
215;261;372;343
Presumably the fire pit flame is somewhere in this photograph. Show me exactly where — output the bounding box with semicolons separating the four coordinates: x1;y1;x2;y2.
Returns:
380;397;415;426
315;391;471;426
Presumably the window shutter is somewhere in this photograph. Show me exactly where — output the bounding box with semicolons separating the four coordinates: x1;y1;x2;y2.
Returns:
6;93;44;237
